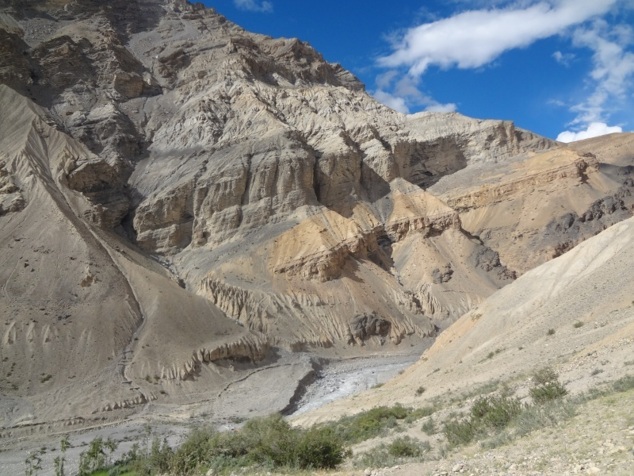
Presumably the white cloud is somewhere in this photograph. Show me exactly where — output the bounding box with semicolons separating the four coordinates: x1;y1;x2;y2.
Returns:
372;87;457;115
425;102;458;113
568;20;634;125
556;122;622;142
373;90;410;114
375;71;399;90
553;50;575;66
379;0;616;76
234;0;272;13
372;71;459;114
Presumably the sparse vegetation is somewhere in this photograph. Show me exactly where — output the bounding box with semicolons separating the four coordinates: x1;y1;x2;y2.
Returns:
24;448;44;476
444;368;570;448
387;436;427;457
27;371;634;476
54;436;70;476
529;367;567;404
573;321;584;328
547;328;556;335
483;348;504;361
94;415;348;475
443;395;524;446
319;404;411;444
421;418;437;435
78;437;118;475
354;436;430;468
416;386;426;396
611;374;634;393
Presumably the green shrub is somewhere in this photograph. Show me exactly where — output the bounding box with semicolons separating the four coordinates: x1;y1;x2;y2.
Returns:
421;418;436;435
387;436;425;458
169;415;347;473
124;437;173;475
295;427;347;469
612;375;634;393
78;437;118;476
236;415;297;466
353;437;429;468
470;396;523;429
53;436;70;476
169;427;216;475
324;405;411;444
513;400;576;437
529;368;567;404
443;418;476;446
408;405;437;420
24;448;44;476
443;395;523;447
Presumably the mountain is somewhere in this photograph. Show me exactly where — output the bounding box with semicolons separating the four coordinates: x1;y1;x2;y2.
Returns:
296;213;634;423
0;0;632;431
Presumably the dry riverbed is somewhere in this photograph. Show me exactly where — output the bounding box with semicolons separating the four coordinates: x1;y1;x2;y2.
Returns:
0;349;425;475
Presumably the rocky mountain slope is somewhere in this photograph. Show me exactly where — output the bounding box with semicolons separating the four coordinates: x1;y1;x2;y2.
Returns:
297;213;634;426
291;215;634;476
0;0;632;430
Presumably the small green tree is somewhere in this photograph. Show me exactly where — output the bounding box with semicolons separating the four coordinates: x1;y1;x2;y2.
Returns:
78;437;118;475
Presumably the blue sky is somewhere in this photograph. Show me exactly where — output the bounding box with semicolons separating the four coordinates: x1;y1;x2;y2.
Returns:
204;1;634;142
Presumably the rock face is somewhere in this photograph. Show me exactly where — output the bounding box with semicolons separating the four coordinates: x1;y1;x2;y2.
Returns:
0;0;632;427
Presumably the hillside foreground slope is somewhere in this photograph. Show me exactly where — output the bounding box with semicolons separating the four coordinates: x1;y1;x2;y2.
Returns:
292;215;634;474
